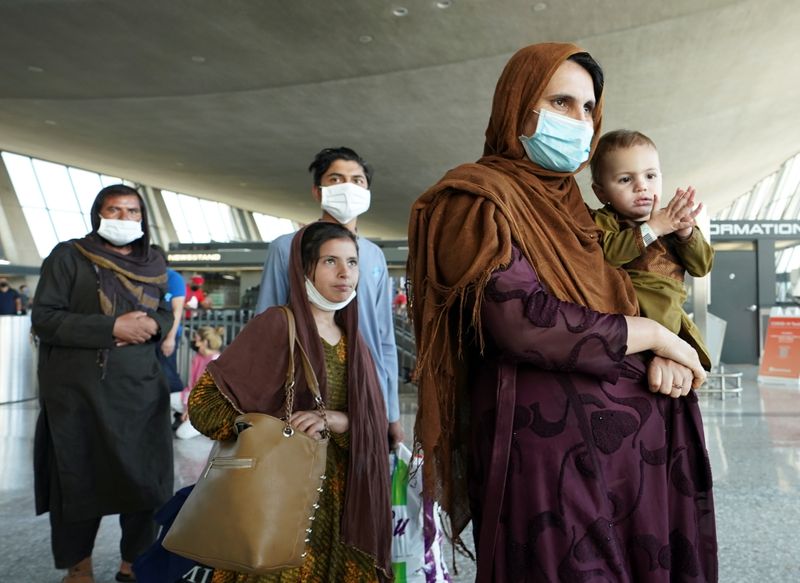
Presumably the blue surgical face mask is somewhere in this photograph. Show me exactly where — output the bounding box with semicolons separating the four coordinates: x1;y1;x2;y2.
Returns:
518;109;594;172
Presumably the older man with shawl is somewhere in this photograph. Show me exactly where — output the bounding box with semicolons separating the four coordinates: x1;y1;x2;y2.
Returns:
408;43;717;582
32;184;174;583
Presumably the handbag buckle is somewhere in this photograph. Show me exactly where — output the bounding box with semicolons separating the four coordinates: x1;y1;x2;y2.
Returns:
282;426;295;437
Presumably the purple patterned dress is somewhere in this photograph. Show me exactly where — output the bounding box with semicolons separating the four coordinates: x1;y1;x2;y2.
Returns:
468;248;717;582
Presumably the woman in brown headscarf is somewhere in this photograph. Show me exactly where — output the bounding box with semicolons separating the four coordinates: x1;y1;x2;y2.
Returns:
188;221;392;582
408;43;717;582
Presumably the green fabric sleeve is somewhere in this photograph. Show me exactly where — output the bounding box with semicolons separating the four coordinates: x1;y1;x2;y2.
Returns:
592;207;645;267
187;370;238;441
672;228;715;277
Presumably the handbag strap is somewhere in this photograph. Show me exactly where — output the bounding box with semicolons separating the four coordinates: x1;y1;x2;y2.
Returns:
278;306;328;436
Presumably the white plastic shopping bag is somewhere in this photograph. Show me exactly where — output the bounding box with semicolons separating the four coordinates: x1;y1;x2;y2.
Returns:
390;443;451;583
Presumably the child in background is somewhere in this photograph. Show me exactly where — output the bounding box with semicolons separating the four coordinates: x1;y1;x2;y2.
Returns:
590;129;714;370
171;326;224;439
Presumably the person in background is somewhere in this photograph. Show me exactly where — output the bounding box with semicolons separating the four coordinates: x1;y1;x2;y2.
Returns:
171;325;224;440
392;287;407;316
590;129;714;369
255;146;403;448
32;184;174;583
153;246;186;395
184;274;212;320
19;283;32;314
190;222;392;581
0;277;22;315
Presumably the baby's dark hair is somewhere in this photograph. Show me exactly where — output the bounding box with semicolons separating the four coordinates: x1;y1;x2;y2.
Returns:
591;129;657;183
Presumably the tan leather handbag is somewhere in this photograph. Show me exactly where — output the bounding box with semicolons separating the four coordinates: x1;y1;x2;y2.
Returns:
163;306;329;574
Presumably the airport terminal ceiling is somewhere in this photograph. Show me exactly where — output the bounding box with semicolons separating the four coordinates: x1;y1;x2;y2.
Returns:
0;0;798;239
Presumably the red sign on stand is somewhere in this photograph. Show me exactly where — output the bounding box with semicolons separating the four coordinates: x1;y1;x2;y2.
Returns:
758;317;800;385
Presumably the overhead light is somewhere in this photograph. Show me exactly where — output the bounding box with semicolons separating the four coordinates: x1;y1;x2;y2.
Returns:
222;274;236;280
0;259;10;265
44;120;57;125
191;55;206;63
27;65;44;73
392;6;409;17
358;34;374;44
435;0;452;8
533;2;547;11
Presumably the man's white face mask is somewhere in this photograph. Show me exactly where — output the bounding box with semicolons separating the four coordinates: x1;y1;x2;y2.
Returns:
97;217;144;246
320;183;371;225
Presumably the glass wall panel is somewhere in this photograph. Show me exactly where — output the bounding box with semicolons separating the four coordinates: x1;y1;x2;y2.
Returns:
716;151;800;222
215;202;241;241
161;190;256;243
729;194;749;220
1;153;46;208
69;168;104;217
765;158;799;219
201;199;230;242
778;246;800;275
745;176;769;219
253;212;295;242
161;190;192;243
21;207;58;257
100;174;123;186
50;210;89;241
32;159;80;212
178;194;211;242
2;151;141;258
785;184;800;220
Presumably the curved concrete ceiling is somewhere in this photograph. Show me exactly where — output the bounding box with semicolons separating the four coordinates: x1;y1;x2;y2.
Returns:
1;0;798;239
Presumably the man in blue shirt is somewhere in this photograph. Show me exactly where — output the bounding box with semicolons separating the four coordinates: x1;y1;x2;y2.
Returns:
256;147;403;447
0;278;22;315
153;246;186;394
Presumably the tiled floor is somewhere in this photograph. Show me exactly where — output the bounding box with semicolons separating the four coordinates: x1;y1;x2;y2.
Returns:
2;367;799;582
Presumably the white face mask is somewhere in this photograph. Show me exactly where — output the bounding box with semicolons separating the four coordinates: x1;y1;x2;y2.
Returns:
96;217;144;246
320;183;371;225
305;277;356;312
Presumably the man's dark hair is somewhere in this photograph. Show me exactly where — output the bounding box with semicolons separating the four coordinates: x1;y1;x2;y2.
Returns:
568;52;604;103
308;147;373;188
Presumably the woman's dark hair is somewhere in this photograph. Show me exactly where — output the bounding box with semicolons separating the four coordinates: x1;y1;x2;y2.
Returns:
308;147;373;188
300;221;358;276
568;52;604;102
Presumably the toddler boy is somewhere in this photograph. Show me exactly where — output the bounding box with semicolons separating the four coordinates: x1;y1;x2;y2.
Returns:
590;129;714;369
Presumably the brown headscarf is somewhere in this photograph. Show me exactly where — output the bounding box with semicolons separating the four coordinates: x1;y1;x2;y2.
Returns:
72;185;167;316
206;224;392;579
407;43;639;537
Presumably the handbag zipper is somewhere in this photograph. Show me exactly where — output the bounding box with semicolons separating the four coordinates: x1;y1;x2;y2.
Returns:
203;457;254;478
